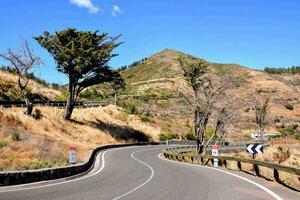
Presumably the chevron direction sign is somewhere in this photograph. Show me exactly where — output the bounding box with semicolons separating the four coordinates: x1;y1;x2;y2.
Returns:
246;144;263;154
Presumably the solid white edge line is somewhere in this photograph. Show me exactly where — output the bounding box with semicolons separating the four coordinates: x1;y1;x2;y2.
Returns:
0;145;157;193
112;148;156;200
0;150;108;193
158;153;284;200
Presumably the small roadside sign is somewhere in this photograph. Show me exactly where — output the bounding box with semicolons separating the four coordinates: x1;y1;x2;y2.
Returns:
69;146;77;164
246;144;263;154
211;144;219;167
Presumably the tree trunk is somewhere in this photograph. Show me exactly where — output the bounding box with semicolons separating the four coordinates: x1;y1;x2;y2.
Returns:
194;107;205;154
24;96;33;115
197;128;205;154
63;80;75;120
63;95;75;120
22;89;33;115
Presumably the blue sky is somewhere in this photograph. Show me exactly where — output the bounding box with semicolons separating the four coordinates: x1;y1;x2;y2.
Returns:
0;0;300;84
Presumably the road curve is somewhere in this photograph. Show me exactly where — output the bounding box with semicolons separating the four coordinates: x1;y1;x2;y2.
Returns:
0;146;298;200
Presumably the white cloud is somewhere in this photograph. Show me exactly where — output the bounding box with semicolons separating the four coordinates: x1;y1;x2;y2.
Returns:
70;0;99;13
112;5;123;17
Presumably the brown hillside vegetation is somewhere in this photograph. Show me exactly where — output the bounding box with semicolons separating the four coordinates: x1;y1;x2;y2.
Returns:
121;49;300;139
0;70;60;100
0;106;159;171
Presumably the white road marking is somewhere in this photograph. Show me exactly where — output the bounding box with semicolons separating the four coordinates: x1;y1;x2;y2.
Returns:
0;150;109;193
112;148;156;200
159;153;284;200
0;146;156;193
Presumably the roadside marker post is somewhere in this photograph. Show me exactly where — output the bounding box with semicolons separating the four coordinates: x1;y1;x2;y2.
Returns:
246;143;263;159
69;146;77;164
211;144;219;167
246;143;263;154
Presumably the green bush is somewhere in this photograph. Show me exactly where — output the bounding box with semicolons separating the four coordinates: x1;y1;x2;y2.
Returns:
0;140;8;148
129;104;138;114
205;128;215;140
118;101;140;114
56;89;68;101
277;124;300;138
159;132;179;141
51;83;60;90
140;114;152;123
24;157;68;170
285;103;294;110
11;129;21;141
140;94;149;102
33;108;43;120
182;129;196;140
244;107;250;112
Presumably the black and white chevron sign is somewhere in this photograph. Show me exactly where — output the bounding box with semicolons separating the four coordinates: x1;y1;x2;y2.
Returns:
246;144;263;154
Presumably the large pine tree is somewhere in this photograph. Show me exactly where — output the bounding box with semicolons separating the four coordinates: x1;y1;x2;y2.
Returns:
35;28;122;120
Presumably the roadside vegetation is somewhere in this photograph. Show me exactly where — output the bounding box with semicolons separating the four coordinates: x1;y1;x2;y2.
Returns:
0;105;158;171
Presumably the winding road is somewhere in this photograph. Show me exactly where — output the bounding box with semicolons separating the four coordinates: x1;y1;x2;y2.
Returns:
0;145;299;200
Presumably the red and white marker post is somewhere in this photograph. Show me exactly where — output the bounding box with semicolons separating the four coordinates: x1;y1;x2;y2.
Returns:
211;144;219;167
69;146;77;164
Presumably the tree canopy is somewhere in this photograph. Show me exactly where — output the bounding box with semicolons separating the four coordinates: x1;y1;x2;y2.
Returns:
35;29;122;89
35;28;123;119
264;66;300;74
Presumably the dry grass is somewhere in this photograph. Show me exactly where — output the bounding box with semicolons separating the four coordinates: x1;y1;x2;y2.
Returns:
0;105;158;171
223;140;300;168
222;140;300;190
0;70;60;100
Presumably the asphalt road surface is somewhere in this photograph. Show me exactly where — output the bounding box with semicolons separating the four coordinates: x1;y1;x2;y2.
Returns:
0;145;299;200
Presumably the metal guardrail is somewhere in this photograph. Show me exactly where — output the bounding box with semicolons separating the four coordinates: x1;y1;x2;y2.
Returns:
0;101;109;108
163;147;300;176
165;140;268;153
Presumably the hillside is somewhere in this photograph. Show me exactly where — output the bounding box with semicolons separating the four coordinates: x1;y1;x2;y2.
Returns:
120;49;300;140
0;69;160;171
0;105;159;171
0;69;61;101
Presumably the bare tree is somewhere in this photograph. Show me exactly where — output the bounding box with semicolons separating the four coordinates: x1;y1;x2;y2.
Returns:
255;97;270;134
204;106;237;148
178;56;230;154
0;40;42;115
